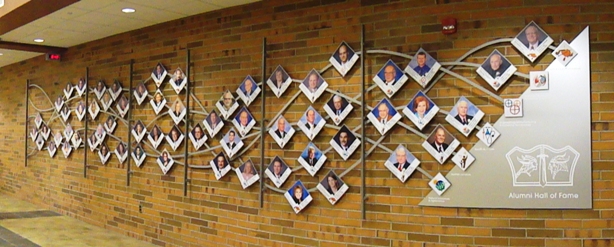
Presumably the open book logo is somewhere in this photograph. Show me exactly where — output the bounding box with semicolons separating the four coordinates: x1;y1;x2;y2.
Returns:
506;145;579;187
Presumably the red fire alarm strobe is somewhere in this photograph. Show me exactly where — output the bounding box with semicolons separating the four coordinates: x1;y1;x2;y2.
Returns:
45;53;62;61
442;17;457;34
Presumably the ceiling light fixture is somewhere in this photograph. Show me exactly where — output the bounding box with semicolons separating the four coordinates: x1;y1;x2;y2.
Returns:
122;8;135;13
34;38;44;43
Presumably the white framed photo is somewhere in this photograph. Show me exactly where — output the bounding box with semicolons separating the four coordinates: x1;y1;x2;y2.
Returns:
444;96;484;137
405;48;441;88
264;156;292;188
329;41;359;77
236;75;260;106
284;180;313;214
266;65;292;98
297;142;326;177
384;144;421;183
268;115;295;148
236;159;260;189
373;59;408;97
297;106;325;140
476;49;517;91
329;125;360;161
316;170;348;205
511;21;554;63
366;98;401;135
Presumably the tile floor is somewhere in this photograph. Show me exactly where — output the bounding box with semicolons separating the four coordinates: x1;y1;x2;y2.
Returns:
0;195;157;247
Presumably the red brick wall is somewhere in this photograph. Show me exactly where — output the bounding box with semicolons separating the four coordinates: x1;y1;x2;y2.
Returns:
1;0;613;246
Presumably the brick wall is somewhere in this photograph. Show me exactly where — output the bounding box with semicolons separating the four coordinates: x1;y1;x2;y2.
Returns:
1;0;614;246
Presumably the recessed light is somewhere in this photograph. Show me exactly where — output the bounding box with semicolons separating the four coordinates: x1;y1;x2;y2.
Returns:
34;38;44;43
0;53;3;56
122;8;135;13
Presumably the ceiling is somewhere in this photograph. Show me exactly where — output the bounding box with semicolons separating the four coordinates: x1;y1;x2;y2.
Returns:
0;0;259;68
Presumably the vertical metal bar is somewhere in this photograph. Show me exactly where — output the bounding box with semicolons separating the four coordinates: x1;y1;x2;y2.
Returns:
259;37;266;208
127;59;134;186
84;67;89;178
184;49;191;197
25;80;30;167
360;24;366;220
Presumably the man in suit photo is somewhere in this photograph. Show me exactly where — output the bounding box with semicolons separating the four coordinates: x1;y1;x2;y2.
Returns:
430;127;449;153
274;117;288;139
337;44;351;74
376;103;393;124
332;95;345;116
383;64;397;86
524;25;542;50
483;53;509;79
242;78;255;97
227;130;237;149
306;146;318;167
454;100;473;125
393;147;411;171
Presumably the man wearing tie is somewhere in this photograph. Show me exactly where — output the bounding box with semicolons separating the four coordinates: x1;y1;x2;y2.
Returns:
274;117;287;139
227;130;237;150
393;147;411;171
208;111;219;129
305;109;317;137
272;160;284;181
307;147;318;167
524;25;541;50
216;155;227;172
307;73;319;94
430;127;449;153
383;65;397;86
454;100;473;125
377;103;393;125
333;95;345;116
243;78;254;97
339;132;350;152
484;54;506;79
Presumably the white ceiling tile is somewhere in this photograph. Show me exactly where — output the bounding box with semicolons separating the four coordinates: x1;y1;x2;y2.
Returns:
69;0;120;11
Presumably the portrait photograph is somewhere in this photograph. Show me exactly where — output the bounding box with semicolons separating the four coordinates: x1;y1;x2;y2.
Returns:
48;141;57;158
429;172;451;196
403;91;439;130
156;149;174;175
60;105;71;122
53;130;63;148
367;98;401;136
451;147;475;172
297;142;327;177
94;80;106;100
109;79;122;101
284;180;312;214
88;133;99;152
268;115;295;148
35;112;43;128
511;21;554;63
316;170;349;205
503;98;523;118
373;59;408;98
131;144;146;167
203;110;224;137
236;75;261;106
75;78;86;97
329;125;361;161
150;90;167;115
71;131;82;149
266;65;292;98
384;144;421;183
235;159;260;189
477;122;500;147
76;101;86;121
165;125;185;151
215;90;239;119
63;82;74;99
151;62;168;87
62;140;72;159
552;40;578;67
63;123;74;141
210;152;231;180
323;92;353;126
329;41;359;77
94;123;107;143
104;115;117;134
169;98;186;125
189;123;208;150
299;69;328;103
529;71;549;91
132;120;147;143
297;106;326;141
116;95;129;118
169;67;187;94
29;127;38;142
404;48;441;88
476;49;517;91
133;81;148;105
220;128;243;158
114;142;128;164
265;156;291;188
40;122;50;141
148;124;165;149
100;91;113;112
54;95;64;112
444;96;484;136
88;100;100;120
98;143;111;165
232;106;256;138
421;125;460;164
35;135;45;151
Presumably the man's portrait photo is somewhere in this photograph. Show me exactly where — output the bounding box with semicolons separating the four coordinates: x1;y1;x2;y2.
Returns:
53;130;63;148
203;110;224;137
151;63;167;87
189;123;208;150
35;135;45;151
116;95;129;118
76;78;86;97
98;143;111;164
35;112;43;128
329;125;361;161
40;123;50;141
62;140;72;158
511;21;553;62
109;79;122;101
266;65;292;98
134;81;148;105
71;131;82;149
268;115;295;148
169;98;186;125
94;80;106;100
48;141;57;158
403;91;439;130
232;106;256;137
132;120;147;143
100;91;113;112
131;144;146;167
444;96;484;137
216;90;239;119
329;41;359;77
451;147;475;172
384;144;421;183
63;123;74;141
170;67;187;94
316;170;349;205
88;100;100;120
476;49;517;91
235;159;260;189
165;125;185;151
236;75;261;106
60;105;71;122
298;142;327;177
324;93;353;126
265;156;291;188
88;132;99;151
150;90;167;115
156;149;174;175
220;128;243;158
421;125;460;164
373;60;408;97
405;48;441;88
299;69;328;103
284;180;312;214
104;115;117;134
367;98;401;135
148;124;165;149
55;95;64;112
297;106;326;140
210;152;231;180
115;142;128;163
63;82;74;99
30;127;38;142
94;123;106;143
76;101;86;121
